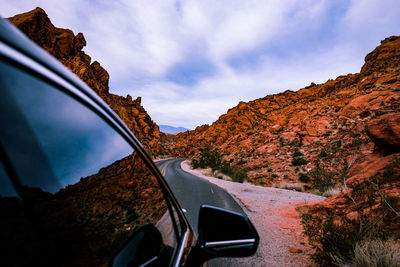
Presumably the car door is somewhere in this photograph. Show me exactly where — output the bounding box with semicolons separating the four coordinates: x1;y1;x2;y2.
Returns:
0;37;192;267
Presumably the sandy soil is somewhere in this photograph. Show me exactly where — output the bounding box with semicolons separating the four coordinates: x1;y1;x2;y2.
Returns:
181;160;325;267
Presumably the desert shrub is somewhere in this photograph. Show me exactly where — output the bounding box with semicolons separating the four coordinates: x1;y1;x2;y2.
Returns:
267;168;272;172
318;149;328;158
322;186;343;197
301;211;359;265
292;157;308;166
237;159;247;165
271;173;278;178
344;238;400;267
190;146;247;183
279;182;304;192
232;168;247;183
289;138;301;147
292;148;303;157
191;159;200;169
298;173;310;183
219;161;231;174
331;139;342;153
309;163;335;192
292;148;307;166
279;136;285;147
302;156;400;265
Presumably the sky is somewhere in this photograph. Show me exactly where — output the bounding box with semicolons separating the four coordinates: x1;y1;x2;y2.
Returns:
2;0;400;129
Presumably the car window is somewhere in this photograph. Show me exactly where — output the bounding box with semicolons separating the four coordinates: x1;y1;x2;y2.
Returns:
0;60;178;266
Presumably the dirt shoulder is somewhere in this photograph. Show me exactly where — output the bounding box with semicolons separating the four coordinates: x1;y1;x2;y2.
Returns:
181;160;325;266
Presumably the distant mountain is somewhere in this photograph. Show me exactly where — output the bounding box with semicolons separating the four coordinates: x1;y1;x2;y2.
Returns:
159;125;190;134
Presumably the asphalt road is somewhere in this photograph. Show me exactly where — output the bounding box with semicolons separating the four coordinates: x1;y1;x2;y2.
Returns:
155;158;243;232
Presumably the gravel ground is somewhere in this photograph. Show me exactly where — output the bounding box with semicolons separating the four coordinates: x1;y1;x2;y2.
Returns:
181;160;325;267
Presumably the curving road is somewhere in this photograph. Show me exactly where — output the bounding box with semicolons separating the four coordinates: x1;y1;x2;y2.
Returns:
155;158;243;232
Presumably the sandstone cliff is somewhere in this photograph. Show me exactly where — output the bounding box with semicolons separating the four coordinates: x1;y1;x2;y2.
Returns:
8;8;161;154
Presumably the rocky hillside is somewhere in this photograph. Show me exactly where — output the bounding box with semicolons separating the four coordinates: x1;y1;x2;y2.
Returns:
171;36;400;262
171;36;400;189
8;8;161;154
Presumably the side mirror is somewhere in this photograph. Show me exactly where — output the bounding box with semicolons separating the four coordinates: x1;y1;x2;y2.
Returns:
197;205;259;259
111;224;172;267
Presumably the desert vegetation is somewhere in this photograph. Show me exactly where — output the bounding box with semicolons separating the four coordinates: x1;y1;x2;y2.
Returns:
301;156;400;265
191;146;247;183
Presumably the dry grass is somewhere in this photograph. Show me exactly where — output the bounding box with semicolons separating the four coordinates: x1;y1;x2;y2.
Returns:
274;181;304;192
334;239;400;267
322;185;344;197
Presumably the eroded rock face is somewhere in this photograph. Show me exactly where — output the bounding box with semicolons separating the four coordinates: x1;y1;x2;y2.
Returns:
366;113;400;154
8;8;161;154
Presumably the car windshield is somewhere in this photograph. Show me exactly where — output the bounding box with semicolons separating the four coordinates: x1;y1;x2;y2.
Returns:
0;60;177;266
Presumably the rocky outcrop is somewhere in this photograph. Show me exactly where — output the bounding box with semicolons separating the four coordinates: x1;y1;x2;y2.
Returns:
366;113;400;155
8;8;161;154
361;36;400;76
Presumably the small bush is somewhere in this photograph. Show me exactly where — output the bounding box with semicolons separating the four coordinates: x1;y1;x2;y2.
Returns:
231;168;247;183
292;157;308;166
301;211;358;265
292;148;303;157
271;173;278;178
292;148;307;166
309;163;335;192
189;145;247;183
191;159;200;169
237;159;247;165
331;139;342;152
318;150;328;158
299;173;310;183
267;168;272;172
289;138;301;147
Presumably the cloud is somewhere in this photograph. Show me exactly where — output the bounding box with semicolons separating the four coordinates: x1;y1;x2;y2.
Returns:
2;0;400;129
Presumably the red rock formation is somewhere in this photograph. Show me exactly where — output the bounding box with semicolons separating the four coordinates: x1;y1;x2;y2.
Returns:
171;36;400;193
8;8;161;154
366;113;400;154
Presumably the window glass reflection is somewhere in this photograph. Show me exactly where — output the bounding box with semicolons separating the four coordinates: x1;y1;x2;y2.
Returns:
0;161;17;197
0;62;176;266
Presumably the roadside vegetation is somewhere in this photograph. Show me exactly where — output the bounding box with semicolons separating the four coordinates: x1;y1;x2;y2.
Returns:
301;156;400;266
190;146;247;183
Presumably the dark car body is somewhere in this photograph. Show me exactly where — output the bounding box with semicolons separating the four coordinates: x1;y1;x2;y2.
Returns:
0;18;258;266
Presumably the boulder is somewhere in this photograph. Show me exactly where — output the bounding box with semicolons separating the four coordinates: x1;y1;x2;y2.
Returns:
366;113;400;154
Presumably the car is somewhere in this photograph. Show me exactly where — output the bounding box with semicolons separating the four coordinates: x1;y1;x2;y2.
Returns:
0;18;259;266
